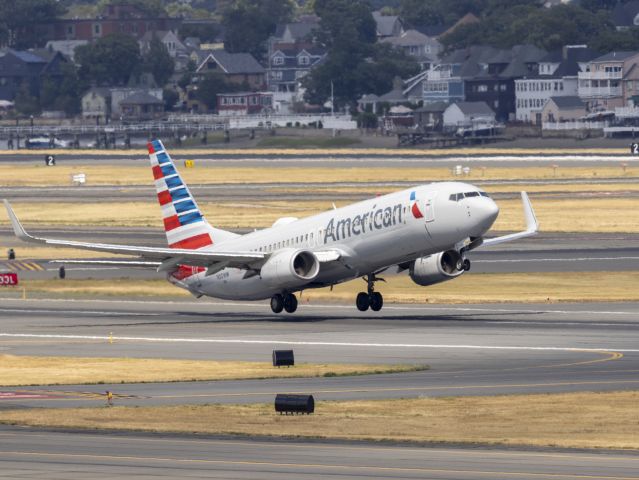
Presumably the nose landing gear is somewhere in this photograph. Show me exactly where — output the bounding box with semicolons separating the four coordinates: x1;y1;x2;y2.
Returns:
271;293;298;313
355;274;385;312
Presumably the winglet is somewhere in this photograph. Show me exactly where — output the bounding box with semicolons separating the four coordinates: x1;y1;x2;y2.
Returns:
3;200;37;243
478;192;539;248
521;191;539;234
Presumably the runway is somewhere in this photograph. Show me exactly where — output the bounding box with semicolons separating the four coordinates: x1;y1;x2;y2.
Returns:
1;427;638;480
0;299;637;408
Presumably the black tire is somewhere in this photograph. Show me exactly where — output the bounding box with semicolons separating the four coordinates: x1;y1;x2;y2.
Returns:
463;258;471;271
356;292;370;311
270;294;284;313
283;293;298;313
369;292;383;311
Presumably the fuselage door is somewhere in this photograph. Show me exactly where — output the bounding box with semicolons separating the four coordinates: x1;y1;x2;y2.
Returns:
423;191;436;223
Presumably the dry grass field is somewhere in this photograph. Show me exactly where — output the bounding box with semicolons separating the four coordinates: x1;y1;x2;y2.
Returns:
0;355;425;386
2;197;638;232
15;271;639;303
0;164;635;187
2;391;638;449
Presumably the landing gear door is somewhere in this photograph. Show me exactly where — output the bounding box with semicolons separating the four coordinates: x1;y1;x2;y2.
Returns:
423;191;436;223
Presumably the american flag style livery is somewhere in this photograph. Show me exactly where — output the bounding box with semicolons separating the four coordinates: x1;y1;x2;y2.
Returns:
148;139;215;250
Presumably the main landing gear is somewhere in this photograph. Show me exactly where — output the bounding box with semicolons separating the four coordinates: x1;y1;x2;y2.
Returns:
356;274;384;312
270;293;298;313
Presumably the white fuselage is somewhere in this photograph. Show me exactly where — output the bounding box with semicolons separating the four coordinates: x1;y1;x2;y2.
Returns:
168;181;499;300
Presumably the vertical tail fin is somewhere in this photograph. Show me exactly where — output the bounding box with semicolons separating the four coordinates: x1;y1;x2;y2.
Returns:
148;139;237;249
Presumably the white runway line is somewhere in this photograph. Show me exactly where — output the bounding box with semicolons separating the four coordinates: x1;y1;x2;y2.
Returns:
0;309;159;316
474;256;639;263
0;333;637;353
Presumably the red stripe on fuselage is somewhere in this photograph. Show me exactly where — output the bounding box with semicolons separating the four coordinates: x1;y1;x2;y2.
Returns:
163;215;181;231
152;165;163;180
412;202;424;219
169;233;213;249
158;190;172;206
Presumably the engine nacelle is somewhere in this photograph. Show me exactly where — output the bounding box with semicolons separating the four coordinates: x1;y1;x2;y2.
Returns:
409;250;465;287
260;249;320;289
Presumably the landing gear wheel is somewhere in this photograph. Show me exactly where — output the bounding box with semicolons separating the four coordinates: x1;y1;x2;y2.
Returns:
283;293;298;313
270;294;284;313
462;258;471;271
356;292;370;311
369;291;383;311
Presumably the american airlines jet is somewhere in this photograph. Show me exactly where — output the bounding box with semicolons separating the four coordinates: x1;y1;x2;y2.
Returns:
4;139;538;313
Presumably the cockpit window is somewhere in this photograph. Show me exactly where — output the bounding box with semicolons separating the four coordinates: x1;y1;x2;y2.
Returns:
465;191;480;198
479;191;490;198
449;193;464;201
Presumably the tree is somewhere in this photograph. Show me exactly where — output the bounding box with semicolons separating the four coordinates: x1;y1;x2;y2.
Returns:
195;72;241;110
222;0;295;58
95;0;167;17
303;0;419;108
143;37;175;87
75;34;142;86
179;22;221;43
0;0;66;48
40;62;85;115
163;87;180;111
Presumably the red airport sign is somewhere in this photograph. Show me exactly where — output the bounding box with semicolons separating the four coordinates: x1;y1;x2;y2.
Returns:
0;272;18;286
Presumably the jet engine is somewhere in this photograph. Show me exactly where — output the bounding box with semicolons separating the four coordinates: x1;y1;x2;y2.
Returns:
260;249;320;289
409;250;465;287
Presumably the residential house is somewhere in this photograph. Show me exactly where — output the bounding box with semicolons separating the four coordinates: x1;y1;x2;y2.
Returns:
81;87;110;120
119;91;164;120
268;46;326;93
541;96;586;123
36;3;180;42
195;50;265;90
217;92;273;116
515;46;598;123
443;101;495;128
381;29;441;71
139;31;186;58
420;49;468;105
358;93;380;113
372;11;404;39
578;51;639;112
413;101;448;132
464;45;547;122
0;49;69;101
44;40;88;61
110;87;163;118
271;17;320;46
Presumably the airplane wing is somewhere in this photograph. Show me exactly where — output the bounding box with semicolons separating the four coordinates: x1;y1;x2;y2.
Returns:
3;200;265;270
479;191;539;248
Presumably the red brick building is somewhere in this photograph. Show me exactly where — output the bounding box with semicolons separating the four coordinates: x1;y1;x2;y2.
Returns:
37;4;180;43
217;92;273;116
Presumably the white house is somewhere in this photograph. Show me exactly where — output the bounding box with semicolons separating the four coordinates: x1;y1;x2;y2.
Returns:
443;101;495;128
515;46;597;123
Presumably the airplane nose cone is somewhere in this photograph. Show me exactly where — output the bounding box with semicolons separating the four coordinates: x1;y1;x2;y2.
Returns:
474;199;499;235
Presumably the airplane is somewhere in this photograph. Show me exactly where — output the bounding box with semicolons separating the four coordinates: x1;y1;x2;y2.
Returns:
3;139;538;314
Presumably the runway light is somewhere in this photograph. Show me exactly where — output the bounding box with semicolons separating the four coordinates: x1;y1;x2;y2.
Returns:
272;349;294;367
274;394;314;415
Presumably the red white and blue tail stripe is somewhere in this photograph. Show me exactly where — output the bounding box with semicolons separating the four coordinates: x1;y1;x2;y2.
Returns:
148;139;224;250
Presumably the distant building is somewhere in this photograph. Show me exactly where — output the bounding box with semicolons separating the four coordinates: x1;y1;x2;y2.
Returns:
44;40;88;61
195;50;265;90
515;46;598;123
443;101;496;128
541;96;586;123
381;29;441;71
139;31;186;59
413;101;448;132
372;11;404;39
0;49;70;101
81;87;110;120
268;46;326;93
36;4;180;43
110;87;163;118
217;92;273;116
119;91;164;120
578;51;639;112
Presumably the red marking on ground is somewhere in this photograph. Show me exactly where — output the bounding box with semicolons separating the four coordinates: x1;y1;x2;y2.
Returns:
0;391;61;400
